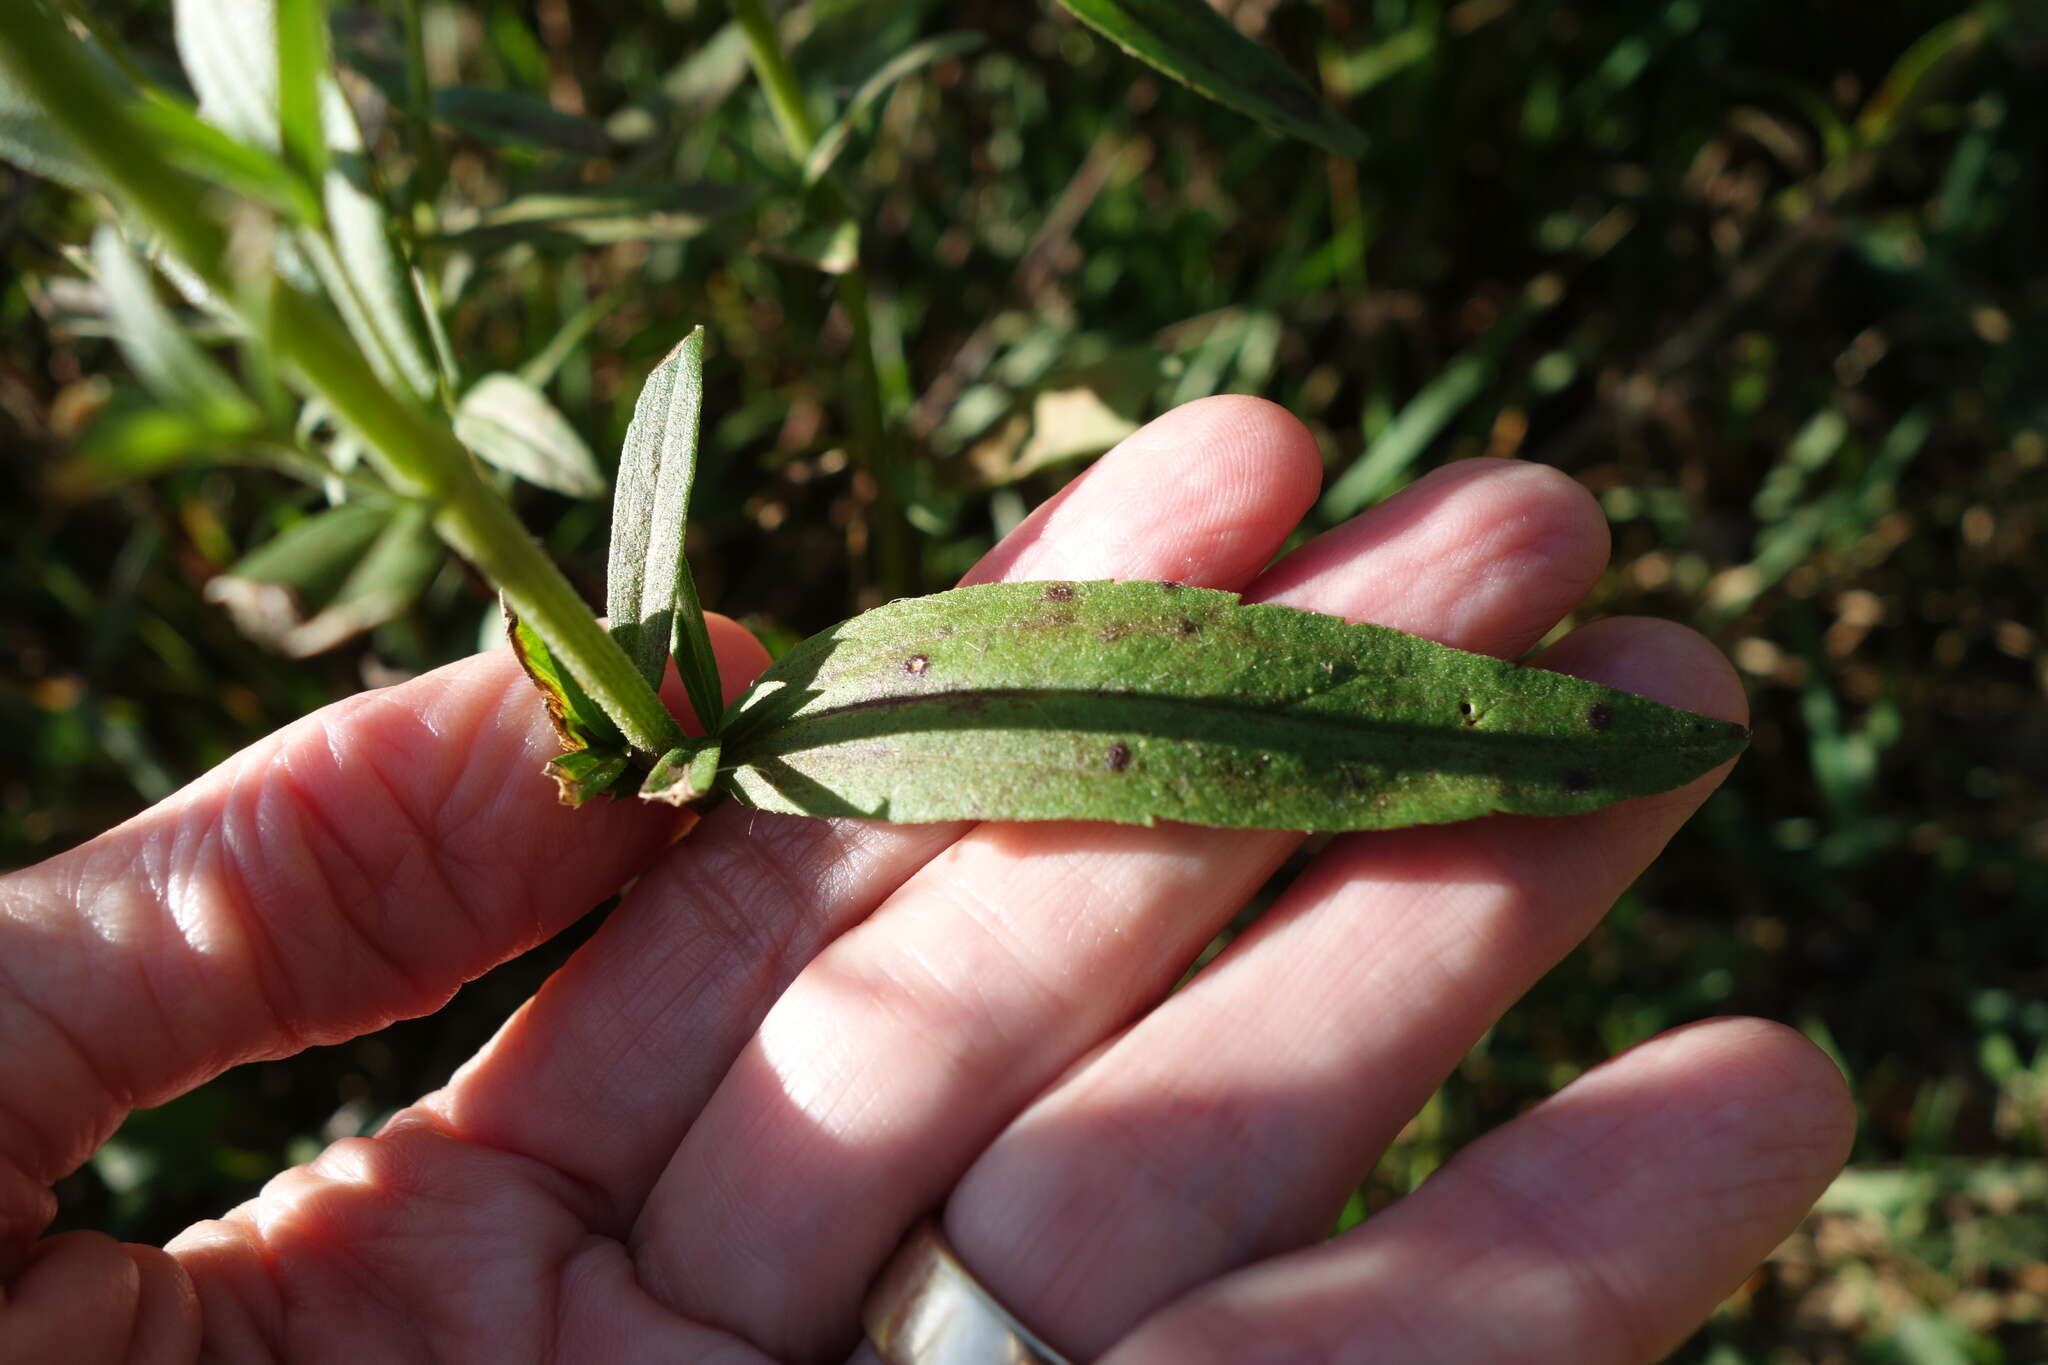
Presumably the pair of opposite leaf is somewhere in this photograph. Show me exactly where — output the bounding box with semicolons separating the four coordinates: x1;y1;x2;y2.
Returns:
511;331;1748;831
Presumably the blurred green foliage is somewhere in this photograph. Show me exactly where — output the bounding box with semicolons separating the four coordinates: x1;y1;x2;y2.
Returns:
3;0;2044;1358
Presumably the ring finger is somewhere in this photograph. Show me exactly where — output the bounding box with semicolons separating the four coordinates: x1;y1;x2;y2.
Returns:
934;618;1755;1358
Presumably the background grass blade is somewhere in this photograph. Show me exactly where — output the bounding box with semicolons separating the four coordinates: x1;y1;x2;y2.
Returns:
803;32;986;186
1055;0;1365;158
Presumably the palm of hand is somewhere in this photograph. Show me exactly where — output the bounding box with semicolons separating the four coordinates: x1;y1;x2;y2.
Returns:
1;402;1849;1365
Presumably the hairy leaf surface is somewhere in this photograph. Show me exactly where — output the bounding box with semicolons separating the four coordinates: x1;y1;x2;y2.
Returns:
719;581;1747;829
607;329;724;732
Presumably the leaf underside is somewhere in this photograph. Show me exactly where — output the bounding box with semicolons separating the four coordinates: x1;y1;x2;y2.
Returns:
718;581;1748;830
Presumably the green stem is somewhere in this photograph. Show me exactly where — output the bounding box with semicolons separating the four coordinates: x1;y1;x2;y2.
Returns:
728;0;818;151
727;0;912;596
0;3;683;756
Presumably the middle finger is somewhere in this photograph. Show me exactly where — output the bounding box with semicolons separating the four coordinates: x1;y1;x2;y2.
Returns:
632;457;1609;1362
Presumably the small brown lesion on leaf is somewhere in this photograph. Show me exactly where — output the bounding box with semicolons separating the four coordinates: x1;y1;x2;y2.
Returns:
1105;741;1132;772
1043;582;1075;602
903;654;931;675
1587;702;1614;731
1564;768;1595;794
1097;625;1129;644
1174;617;1202;637
1458;701;1480;726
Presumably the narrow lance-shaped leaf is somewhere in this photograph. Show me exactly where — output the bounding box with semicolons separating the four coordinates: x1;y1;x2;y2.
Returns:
607;329;725;735
175;0;436;393
175;0;281;152
718;580;1749;829
641;739;723;807
545;748;631;808
310;81;439;399
455;373;607;498
504;604;626;755
91;226;262;433
1054;0;1366;159
129;93;324;223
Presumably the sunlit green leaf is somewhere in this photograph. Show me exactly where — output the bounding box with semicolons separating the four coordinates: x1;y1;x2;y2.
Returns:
175;0;435;394
175;0;283;151
80;401;234;481
91;226;263;433
1;60;104;188
454;373;606;498
129;93;323;222
607;329;725;733
640;739;722;806
545;747;632;807
205;500;438;655
720;581;1747;828
309;83;438;399
1054;0;1365;158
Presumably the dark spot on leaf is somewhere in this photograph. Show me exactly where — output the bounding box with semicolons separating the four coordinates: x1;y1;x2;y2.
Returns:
1105;741;1132;773
1458;701;1479;726
1564;768;1594;794
903;654;930;675
1175;617;1201;637
1043;583;1075;601
1587;703;1614;731
1159;580;1184;591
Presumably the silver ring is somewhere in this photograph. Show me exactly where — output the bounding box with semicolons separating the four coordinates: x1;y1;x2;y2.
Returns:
863;1218;1076;1365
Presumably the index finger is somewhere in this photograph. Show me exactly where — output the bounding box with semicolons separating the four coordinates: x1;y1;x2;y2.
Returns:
0;612;766;1255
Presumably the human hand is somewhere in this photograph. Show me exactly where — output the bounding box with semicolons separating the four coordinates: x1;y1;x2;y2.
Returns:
0;399;1850;1364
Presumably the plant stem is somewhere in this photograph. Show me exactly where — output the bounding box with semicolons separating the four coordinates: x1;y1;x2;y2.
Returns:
727;0;912;597
0;3;683;756
728;0;819;150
